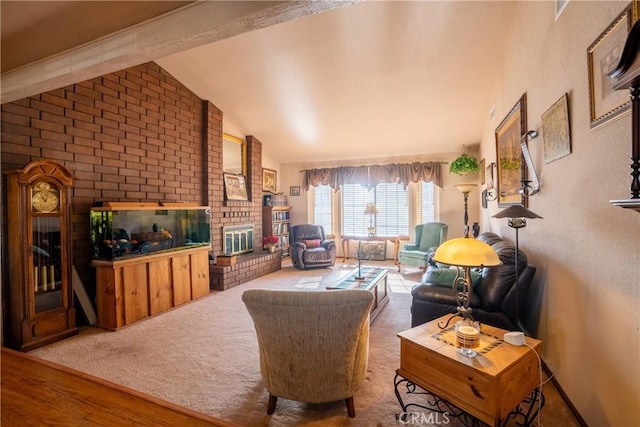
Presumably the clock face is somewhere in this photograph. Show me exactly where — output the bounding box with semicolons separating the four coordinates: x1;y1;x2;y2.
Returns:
31;181;60;213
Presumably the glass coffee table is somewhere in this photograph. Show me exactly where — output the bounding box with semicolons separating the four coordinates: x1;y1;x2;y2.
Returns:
326;267;389;322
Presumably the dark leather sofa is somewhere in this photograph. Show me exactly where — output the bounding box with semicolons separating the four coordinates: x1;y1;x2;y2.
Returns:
290;224;337;270
410;232;535;331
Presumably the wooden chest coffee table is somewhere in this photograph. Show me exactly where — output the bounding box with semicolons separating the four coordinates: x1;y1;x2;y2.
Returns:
326;267;389;322
395;316;544;426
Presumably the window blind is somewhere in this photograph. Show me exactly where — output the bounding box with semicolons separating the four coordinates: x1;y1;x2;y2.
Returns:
313;185;333;235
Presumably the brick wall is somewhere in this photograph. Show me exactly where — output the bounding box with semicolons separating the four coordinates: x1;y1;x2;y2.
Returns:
1;61;264;307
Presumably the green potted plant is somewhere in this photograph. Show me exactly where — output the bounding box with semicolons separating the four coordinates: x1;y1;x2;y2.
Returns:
449;153;479;175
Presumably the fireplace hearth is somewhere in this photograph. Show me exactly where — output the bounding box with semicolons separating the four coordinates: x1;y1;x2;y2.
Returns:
222;224;254;256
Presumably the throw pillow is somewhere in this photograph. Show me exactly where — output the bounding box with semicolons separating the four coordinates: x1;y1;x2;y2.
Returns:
301;239;321;248
424;268;482;288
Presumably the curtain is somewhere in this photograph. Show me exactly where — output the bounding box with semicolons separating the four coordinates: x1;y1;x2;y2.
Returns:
302;162;442;190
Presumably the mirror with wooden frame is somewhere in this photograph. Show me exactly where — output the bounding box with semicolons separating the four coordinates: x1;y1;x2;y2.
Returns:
223;133;247;176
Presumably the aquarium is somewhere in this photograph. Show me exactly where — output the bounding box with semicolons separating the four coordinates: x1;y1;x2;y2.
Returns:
90;204;211;261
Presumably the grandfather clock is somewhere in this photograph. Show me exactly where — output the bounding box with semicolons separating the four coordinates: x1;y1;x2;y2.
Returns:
4;159;77;351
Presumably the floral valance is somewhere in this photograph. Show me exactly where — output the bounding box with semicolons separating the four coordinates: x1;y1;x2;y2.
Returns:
302;162;442;191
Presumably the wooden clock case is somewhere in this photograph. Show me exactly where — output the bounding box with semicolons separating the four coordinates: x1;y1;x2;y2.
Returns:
4;159;77;351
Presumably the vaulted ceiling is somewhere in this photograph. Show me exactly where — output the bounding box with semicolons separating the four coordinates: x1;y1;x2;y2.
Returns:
1;1;518;165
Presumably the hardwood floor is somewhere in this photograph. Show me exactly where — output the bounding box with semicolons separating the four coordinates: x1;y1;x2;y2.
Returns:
0;347;238;426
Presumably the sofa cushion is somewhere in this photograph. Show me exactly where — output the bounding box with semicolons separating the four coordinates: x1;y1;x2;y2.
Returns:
301;239;321;248
302;247;333;264
411;283;482;308
476;264;517;311
424;268;482;288
398;249;431;260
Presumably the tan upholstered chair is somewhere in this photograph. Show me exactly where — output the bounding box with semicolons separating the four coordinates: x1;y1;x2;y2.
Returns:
242;289;374;417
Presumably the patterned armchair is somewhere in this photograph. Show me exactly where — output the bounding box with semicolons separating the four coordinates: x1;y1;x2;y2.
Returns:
242;289;374;417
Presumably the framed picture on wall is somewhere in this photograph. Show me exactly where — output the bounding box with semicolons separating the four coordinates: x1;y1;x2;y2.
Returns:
587;2;637;129
223;173;248;201
262;168;277;193
495;94;527;207
290;186;301;196
542;93;572;163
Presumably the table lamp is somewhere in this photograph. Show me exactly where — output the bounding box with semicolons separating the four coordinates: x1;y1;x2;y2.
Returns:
455;184;477;237
492;204;542;331
433;237;501;322
433;236;501;357
364;203;378;236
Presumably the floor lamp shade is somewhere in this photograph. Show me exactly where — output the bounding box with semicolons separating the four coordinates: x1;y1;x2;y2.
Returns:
492;205;543;221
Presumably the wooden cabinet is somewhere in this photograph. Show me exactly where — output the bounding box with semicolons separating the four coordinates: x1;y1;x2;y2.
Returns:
396;317;542;425
93;247;210;330
90;202;211;330
4;160;78;351
262;206;291;258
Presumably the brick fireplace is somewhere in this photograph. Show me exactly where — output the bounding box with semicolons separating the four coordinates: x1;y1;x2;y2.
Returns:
210;252;281;291
1;61;281;303
222;224;254;256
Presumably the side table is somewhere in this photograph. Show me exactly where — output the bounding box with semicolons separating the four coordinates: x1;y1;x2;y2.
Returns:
395;316;544;426
340;235;408;264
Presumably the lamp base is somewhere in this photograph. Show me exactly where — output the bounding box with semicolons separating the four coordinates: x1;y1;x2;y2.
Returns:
458;348;479;358
456;319;480;358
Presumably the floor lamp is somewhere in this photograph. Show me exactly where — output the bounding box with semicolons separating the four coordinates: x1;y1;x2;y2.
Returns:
455;184;477;237
492;205;543;331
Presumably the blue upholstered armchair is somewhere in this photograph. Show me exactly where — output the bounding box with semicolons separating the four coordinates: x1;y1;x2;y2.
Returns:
290;224;337;270
397;222;448;272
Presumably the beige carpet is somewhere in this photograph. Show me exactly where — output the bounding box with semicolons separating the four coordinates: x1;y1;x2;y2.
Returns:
30;261;575;426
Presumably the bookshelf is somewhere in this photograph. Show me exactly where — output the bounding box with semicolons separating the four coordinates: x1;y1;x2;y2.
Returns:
262;206;291;258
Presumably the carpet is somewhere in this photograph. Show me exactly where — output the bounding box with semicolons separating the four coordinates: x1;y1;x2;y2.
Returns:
30;261;574;427
31;261;426;426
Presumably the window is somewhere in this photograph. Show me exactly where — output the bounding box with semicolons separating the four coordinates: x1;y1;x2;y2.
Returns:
342;183;408;236
417;181;435;224
313;185;333;235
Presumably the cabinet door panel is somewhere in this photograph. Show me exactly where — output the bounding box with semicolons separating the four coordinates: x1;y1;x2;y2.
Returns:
149;259;173;315
190;252;210;299
31;312;67;337
172;254;191;306
96;267;119;328
123;264;149;324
